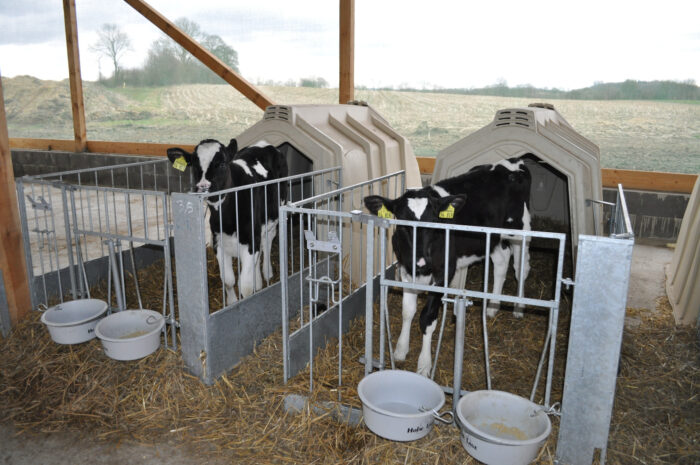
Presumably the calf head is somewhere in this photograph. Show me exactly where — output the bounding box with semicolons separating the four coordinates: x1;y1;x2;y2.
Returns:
364;191;465;277
167;139;238;193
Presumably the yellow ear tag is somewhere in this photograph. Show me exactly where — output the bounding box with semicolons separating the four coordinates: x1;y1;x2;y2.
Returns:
439;204;455;219
377;205;394;219
173;156;187;172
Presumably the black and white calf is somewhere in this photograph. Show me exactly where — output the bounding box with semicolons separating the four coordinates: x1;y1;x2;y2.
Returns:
167;139;288;303
364;155;532;377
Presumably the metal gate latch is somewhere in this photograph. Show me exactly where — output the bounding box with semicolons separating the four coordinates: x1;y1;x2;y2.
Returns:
304;230;340;253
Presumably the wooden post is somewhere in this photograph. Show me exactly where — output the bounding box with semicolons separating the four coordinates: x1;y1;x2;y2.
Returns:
62;0;87;153
339;0;355;104
124;0;274;111
0;76;32;325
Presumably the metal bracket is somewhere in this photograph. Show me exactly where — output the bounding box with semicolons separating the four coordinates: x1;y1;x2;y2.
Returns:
561;277;576;290
304;230;341;253
25;195;51;211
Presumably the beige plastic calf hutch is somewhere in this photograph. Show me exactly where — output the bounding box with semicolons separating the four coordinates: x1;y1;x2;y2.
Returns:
236;103;421;284
431;104;603;252
236;103;422;192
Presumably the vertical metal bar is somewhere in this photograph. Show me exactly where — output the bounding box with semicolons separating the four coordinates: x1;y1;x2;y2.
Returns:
69;189;86;299
545;236;567;407
337;212;345;399
164;195;177;350
250;187;256;293
280;208;290;383
15;181;37;309
518;234;526;300
30;183;49;305
235;192;241;301
60;185;77;299
125;192;143;309
298;212;304;327
378;222;387;371
307;212;314;392
264;184;269;284
453;297;467;415
364;217;375;376
220;193;227;305
107;240;125;312
411;225;417;280
482;232;492;390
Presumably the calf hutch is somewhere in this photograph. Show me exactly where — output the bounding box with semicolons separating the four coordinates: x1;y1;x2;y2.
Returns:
432;103;604;258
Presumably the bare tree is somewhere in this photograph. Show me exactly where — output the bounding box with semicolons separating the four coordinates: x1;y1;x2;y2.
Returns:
90;23;132;84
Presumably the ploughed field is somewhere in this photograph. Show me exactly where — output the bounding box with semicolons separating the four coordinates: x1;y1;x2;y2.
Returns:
4;76;699;174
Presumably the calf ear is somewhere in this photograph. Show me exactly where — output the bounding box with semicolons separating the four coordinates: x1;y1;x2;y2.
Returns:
364;195;394;218
438;194;466;218
166;148;192;170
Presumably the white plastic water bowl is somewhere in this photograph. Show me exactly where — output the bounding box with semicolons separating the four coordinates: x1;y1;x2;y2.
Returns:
456;390;551;465
95;309;164;361
357;370;452;442
40;299;108;344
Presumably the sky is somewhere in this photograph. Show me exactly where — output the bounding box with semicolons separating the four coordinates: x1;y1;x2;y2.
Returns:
0;0;699;90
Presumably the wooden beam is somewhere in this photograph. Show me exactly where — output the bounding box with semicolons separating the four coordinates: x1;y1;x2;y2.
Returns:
339;0;355;104
62;0;87;152
10;138;194;157
601;168;698;194
123;0;274;111
8;138;697;194
0;77;32;325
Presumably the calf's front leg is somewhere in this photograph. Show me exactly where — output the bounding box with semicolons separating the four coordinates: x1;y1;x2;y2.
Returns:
416;293;441;377
216;243;237;305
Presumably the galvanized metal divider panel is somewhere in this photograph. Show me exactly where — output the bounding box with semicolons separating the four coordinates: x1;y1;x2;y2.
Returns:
556;234;634;465
285;263;394;379
208;264;311;384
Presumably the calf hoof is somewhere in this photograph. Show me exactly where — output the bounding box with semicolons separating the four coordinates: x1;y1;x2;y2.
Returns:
486;304;500;318
394;342;409;362
225;288;238;305
416;361;431;378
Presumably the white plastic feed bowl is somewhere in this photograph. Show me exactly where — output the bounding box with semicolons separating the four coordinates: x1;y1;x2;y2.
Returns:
456;390;551;465
357;370;446;442
40;299;108;344
95;309;164;361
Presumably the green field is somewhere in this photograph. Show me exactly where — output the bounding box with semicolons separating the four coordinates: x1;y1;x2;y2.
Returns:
4;76;699;174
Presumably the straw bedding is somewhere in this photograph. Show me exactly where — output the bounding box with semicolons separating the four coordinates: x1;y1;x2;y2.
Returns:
1;248;698;464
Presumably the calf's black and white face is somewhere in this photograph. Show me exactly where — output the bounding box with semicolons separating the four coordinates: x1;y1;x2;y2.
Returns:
167;138;238;193
364;191;465;275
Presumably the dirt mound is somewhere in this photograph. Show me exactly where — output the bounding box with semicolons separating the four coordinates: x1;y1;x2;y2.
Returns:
2;76;153;125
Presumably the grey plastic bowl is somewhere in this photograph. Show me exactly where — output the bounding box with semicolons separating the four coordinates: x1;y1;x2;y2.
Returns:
357;370;450;442
95;310;164;361
40;299;108;344
456;390;551;465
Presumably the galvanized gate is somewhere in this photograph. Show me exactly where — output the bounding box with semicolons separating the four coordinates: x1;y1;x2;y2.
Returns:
280;170;406;389
16;158;189;349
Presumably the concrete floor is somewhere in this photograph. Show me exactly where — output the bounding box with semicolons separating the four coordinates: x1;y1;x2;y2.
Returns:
0;243;676;464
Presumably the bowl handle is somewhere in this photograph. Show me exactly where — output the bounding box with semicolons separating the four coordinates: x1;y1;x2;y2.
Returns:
422;407;454;424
